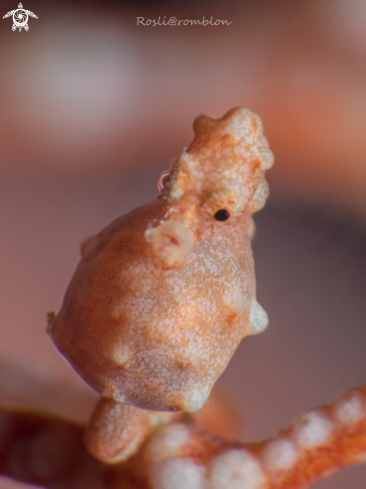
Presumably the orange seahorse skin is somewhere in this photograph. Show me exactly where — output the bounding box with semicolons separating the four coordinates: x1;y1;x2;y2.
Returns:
49;108;273;461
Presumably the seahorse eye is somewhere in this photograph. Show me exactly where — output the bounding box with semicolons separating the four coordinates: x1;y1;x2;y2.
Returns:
214;209;230;222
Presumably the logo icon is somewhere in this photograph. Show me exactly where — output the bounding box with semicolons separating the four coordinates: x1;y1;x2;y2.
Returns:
3;3;38;32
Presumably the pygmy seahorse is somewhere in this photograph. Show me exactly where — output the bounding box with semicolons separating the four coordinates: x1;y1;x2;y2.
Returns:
49;107;274;462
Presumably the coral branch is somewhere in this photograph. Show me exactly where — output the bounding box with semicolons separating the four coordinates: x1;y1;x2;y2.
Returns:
140;385;366;489
259;386;366;488
2;385;366;488
139;385;366;488
0;407;104;488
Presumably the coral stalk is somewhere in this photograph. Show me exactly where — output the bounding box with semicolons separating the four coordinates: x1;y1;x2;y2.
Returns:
1;385;366;488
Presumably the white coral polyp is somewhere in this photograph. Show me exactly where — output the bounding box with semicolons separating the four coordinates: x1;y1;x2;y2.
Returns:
262;438;298;474
293;411;333;450
333;392;364;425
151;458;205;489
207;449;266;489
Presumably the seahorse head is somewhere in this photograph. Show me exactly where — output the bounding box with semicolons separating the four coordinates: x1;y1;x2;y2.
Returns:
145;107;274;270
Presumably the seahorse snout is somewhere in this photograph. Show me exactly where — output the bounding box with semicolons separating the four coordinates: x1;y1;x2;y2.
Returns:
145;220;194;270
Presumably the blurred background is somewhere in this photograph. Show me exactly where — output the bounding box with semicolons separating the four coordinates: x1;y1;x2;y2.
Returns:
1;0;366;487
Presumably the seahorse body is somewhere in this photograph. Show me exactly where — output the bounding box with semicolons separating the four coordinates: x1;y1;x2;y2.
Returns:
50;107;274;461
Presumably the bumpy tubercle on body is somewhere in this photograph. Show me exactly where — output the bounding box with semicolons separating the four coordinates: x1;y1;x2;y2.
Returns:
49;107;274;463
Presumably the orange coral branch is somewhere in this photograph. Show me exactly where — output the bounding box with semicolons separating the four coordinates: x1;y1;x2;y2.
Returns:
259;386;366;489
136;385;366;489
1;385;366;488
0;407;104;488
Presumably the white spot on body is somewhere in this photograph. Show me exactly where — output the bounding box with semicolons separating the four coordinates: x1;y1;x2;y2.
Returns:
223;285;245;314
181;382;211;412
110;343;131;364
171;186;184;200
293;411;333;450
208;449;266;489
262;438;298;474
249;300;268;335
